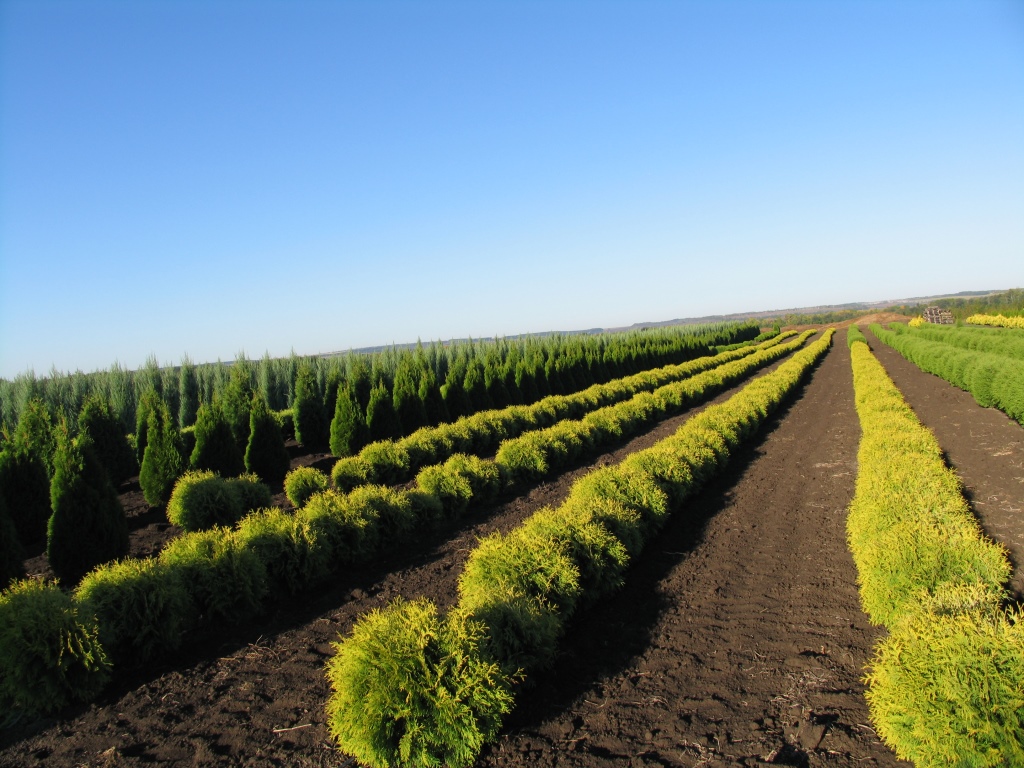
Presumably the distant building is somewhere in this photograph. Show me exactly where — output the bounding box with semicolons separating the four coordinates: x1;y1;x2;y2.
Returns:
922;306;954;324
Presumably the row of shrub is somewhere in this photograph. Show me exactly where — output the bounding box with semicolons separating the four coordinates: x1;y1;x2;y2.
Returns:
328;332;798;492
967;313;1024;329
889;320;1024;361
871;323;1024;425
1;322;763;439
323;330;835;768
0;331;798;717
846;332;1022;766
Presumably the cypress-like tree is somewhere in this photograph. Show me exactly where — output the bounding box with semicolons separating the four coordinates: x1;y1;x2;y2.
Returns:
190;400;244;477
348;358;373;412
77;394;137;486
441;369;472;420
0;445;51;546
330;383;369;457
515;361;539;405
463;359;491;412
221;365;254;452
245;393;290;484
419;369;449;427
47;430;129;585
134;389;161;467
293;365;329;450
14;398;56;478
366;381;402;442
139;400;185;507
0;493;26;590
393;363;427;433
483;364;510;409
178;355;200;429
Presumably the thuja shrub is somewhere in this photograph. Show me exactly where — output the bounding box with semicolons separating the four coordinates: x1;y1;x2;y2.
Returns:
847;324;867;348
293;365;330;450
245;394;290;485
166;470;271;531
139;399;186;507
325;598;514;768
77;394;137;486
13;398;56;478
330;383;369;458
299;489;380;579
74;558;191;669
284;466;329;508
190;400;244;478
0;578;110;715
415;454;502;519
159;527;267;625
134;389;161;467
331;456;371;492
47;433;129;586
366;382;402;442
0;494;25;590
360;441;411;485
866;599;1024;766
0;445;52;546
234;507;307;597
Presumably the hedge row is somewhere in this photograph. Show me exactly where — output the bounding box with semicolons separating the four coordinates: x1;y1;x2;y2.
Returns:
0;333;798;717
329;332;798;491
889;321;1024;361
323;330;835;768
846;337;1022;766
871;323;1024;425
967;313;1024;329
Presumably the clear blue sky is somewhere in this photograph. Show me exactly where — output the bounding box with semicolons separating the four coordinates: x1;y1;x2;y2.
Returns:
2;0;1022;379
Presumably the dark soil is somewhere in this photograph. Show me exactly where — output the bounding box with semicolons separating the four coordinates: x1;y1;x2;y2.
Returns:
865;326;1024;601
1;339;913;767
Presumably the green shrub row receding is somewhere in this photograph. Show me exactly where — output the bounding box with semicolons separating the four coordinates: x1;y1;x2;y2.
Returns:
871;323;1024;425
0;332;802;718
846;324;867;348
323;330;835;768
888;320;1024;361
846;338;1023;766
330;332;799;492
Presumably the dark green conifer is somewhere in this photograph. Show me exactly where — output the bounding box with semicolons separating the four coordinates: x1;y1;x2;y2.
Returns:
134;389;161;467
47;429;129;585
348;358;373;412
483;363;510;409
515;361;539;405
441;368;472;420
366;381;402;442
178;355;200;429
77;394;137;486
463;360;492;412
419;369;449;426
221;364;254;451
393;363;427;433
330;383;369;457
0;493;26;590
139;400;185;507
244;393;290;484
0;445;51;546
293;364;329;450
190;400;244;477
14;399;56;478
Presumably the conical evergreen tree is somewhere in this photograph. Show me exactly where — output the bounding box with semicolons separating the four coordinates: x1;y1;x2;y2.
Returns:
0;493;26;590
348;357;373;412
463;359;492;412
419;369;449;426
134;389;161;467
139;400;185;507
178;355;200;429
190;400;244;477
245;393;290;484
0;445;51;546
484;363;511;409
293;364;329;450
366;381;402;442
330;383;369;457
77;394;137;486
221;363;254;451
515;361;540;405
441;368;472;420
47;429;129;585
393;363;427;433
14;399;56;478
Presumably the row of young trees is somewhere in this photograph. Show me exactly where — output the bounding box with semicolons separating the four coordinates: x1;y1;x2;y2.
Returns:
0;323;759;441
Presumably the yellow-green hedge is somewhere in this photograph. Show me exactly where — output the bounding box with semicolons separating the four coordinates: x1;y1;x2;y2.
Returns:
847;338;1023;766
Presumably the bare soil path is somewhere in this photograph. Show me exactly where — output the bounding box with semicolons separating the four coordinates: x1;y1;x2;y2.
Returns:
865;326;1024;601
0;346;819;768
475;338;906;768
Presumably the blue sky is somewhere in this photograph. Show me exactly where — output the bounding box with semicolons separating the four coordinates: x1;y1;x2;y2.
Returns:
1;0;1022;379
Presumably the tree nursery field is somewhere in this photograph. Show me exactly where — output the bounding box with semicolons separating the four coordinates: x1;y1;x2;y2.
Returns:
1;319;1022;768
